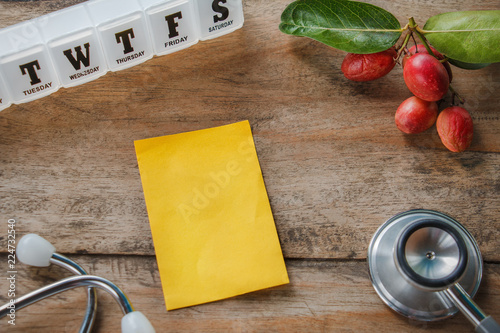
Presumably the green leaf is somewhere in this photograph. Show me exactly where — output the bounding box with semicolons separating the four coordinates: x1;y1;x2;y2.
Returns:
447;58;491;70
279;0;402;54
423;11;500;63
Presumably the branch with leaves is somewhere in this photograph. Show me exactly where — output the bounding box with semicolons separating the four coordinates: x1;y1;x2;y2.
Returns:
279;0;499;67
279;0;499;152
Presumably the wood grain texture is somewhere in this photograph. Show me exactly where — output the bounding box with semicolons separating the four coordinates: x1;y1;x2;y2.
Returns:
1;255;499;332
0;0;499;260
0;0;499;331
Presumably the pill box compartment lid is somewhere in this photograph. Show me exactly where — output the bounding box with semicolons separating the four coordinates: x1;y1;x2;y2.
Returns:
38;4;95;43
86;0;144;25
0;21;44;58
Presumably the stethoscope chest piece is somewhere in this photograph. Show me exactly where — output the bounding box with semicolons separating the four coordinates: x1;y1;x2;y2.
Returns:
368;209;483;321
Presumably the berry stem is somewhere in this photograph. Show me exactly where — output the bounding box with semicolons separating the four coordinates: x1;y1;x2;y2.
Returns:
396;32;412;61
449;85;466;105
408;17;435;57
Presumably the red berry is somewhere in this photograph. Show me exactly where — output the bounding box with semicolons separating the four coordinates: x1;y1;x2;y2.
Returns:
436;106;473;152
403;53;449;101
403;44;453;82
341;48;397;82
395;96;438;134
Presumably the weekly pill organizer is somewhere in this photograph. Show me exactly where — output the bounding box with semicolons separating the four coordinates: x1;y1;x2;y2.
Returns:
0;0;244;111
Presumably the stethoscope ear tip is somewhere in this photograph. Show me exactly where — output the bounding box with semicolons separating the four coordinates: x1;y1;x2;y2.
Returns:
121;311;156;333
8;233;157;332
16;233;56;267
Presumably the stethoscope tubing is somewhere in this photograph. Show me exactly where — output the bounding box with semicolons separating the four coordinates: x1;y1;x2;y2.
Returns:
50;253;98;333
0;274;134;318
0;252;99;333
1;234;155;333
0;252;134;331
444;283;487;328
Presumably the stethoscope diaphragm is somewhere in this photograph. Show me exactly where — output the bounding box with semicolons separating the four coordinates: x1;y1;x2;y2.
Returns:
367;209;483;321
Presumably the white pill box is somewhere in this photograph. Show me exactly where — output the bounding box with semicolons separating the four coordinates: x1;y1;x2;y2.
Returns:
0;73;12;111
139;0;200;56
86;0;155;71
194;0;245;40
0;21;61;104
38;4;108;87
0;0;244;110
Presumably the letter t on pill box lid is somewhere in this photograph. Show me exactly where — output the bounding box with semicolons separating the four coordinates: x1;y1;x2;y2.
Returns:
139;0;200;56
37;3;108;88
85;0;154;71
194;0;244;41
0;21;60;104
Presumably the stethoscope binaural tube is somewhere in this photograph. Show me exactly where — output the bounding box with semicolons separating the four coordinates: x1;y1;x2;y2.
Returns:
50;253;98;333
395;219;500;333
0;234;155;333
0;274;155;332
0;233;97;333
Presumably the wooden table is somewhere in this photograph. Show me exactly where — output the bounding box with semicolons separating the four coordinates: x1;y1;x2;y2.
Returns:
1;0;499;331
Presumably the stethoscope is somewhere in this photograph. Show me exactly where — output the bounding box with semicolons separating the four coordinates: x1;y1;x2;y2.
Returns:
368;209;500;332
3;211;498;332
0;234;156;333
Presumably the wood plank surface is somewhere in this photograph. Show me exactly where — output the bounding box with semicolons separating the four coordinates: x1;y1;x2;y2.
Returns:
1;255;499;332
0;0;499;332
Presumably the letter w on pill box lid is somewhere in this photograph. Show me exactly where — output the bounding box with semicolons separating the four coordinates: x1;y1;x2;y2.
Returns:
37;3;108;87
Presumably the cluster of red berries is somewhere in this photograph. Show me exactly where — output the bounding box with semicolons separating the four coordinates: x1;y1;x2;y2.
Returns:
341;44;473;152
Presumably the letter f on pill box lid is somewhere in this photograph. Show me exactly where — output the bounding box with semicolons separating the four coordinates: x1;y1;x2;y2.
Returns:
138;0;201;56
0;21;60;104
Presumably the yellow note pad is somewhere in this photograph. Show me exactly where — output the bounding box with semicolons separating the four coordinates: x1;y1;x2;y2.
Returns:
134;121;289;310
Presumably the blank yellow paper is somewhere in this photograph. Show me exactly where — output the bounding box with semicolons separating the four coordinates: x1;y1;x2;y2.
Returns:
134;121;289;310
